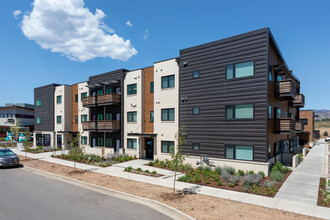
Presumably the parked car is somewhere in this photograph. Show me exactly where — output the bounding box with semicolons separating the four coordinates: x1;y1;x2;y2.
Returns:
326;137;330;142
0;149;20;168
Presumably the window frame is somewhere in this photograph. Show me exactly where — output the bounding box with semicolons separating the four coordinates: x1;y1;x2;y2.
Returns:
192;143;200;150
150;81;154;93
75;115;78;124
268;105;272;120
161;108;175;121
127;111;137;122
192;107;200;115
81;92;87;101
150;111;154;123
127;84;137;95
161;141;174;153
268;66;273;81
127;139;137;149
301;118;308;125
36;99;42;106
225;144;254;161
56;115;62;124
192;70;200;79
81;136;87;145
226;61;255;80
36;117;42;124
161;75;175;89
225;104;254;120
81;114;87;122
75;94;78;103
56;95;62;104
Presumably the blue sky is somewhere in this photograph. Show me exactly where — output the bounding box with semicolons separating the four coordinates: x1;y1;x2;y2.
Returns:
0;0;329;109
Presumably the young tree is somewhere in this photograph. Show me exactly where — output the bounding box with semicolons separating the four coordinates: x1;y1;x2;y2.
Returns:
68;134;84;170
23;128;33;159
11;119;23;142
170;125;188;194
324;131;328;137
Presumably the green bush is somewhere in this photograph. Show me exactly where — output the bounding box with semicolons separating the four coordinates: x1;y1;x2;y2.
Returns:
144;169;149;173
215;166;222;174
194;174;201;183
197;166;204;171
257;171;265;178
151;171;157;175
159;161;165;168
270;171;285;182
137;168;142;172
248;170;255;175
183;163;193;171
217;181;222;186
238;170;245;176
148;161;154;166
282;167;291;174
124;166;132;172
205;179;211;184
222;166;235;175
271;162;284;172
263;180;277;188
155;159;160;164
204;166;212;172
128;156;133;160
119;158;124;163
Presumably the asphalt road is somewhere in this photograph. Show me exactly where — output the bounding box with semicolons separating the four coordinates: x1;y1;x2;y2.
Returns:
0;168;171;220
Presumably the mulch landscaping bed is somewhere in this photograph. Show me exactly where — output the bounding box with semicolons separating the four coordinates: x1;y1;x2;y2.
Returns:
317;178;330;207
124;168;164;178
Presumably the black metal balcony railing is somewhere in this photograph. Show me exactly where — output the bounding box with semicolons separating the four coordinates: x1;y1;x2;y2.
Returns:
292;94;305;107
82;120;120;131
274;118;295;133
277;80;298;100
82;93;120;107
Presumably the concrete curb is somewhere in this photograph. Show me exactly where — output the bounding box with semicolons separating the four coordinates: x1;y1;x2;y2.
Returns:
23;166;195;220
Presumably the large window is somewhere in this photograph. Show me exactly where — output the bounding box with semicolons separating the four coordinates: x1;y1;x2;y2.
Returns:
226;104;254;119
106;138;113;147
57;95;62;104
81;92;87;101
225;145;253;161
161;75;175;89
36;99;42;106
127;111;137;122
127;139;137;149
161;108;175;121
192;70;200;78
81;115;88;122
150;82;154;93
161;141;174;153
127;84;137;95
96;137;104;146
301;118;308;125
36;117;42;124
226;61;254;79
150;111;154;123
57;116;62;124
81;136;87;145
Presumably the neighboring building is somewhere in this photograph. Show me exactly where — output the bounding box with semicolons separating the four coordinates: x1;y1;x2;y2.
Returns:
0;103;34;138
299;110;316;147
33;28;305;174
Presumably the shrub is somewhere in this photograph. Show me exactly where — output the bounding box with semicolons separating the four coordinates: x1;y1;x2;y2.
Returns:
144;169;149;173
205;179;211;184
237;169;244;176
257;171;265;178
263;180;277;188
217;181;222;186
270;171;285;182
221;171;231;182
148;161;154;166
194;174;201;183
183;163;193;171
204;166;212;172
99;162;111;167
155;159;160;164
228;174;239;186
212;174;220;182
241;174;262;189
197;166;204;171
215;166;222;174
222;166;235;175
137;168;142;172
119;158;124;163
128;156;133;160
124;166;132;172
248;170;255;175
159;161;165;168
282;167;291;174
271;162;284;173
324;131;328;137
151;171;157;175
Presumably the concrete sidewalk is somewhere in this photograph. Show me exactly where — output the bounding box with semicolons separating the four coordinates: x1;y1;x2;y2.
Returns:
11;143;330;220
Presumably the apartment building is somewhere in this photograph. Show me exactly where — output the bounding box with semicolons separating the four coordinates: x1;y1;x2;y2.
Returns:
179;28;304;174
299;110;316;147
0;103;34;138
33;28;304;174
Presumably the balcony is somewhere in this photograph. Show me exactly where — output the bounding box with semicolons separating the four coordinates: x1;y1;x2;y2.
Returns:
274;118;295;134
295;121;304;133
82;93;121;107
277;80;297;100
82;120;120;131
292;94;305;107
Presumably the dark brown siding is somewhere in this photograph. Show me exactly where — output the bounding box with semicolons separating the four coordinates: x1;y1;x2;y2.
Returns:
72;84;78;132
299;110;314;146
143;66;154;133
179;28;269;162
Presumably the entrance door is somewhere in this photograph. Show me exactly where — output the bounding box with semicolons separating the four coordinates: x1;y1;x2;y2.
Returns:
146;138;153;159
57;134;62;148
115;139;120;153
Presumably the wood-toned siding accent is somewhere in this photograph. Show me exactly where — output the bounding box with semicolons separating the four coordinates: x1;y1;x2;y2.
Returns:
34;84;60;132
143;66;154;133
299;110;314;146
179;28;269;162
72;84;78;132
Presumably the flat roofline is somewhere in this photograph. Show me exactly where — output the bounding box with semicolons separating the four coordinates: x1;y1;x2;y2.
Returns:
154;57;179;64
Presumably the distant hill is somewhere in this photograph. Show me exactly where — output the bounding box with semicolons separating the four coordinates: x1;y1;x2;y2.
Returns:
310;109;330;120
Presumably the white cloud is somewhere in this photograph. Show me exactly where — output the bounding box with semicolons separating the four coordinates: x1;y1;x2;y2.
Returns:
20;0;137;62
143;29;149;41
126;21;133;27
13;10;22;19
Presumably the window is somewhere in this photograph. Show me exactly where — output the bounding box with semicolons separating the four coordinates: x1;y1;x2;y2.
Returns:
226;104;254;119
81;115;87;122
268;144;271;159
36;99;42;106
57;116;62;124
161;108;175;121
75;115;78;124
225;145;253;161
97;89;103;95
36;117;42;124
81;92;87;101
127;111;137;122
268;105;272;120
81;136;87;145
105;113;112;121
47;116;50;121
57;95;62;104
97;114;104;121
161;141;174;153
150;111;154;123
226;61;254;79
47;98;50;102
161;75;175;89
97;137;104;146
106;138;112;147
192;143;200;150
301;118;308;125
105;88;112;94
127;139;137;149
277;75;282;82
192;107;200;115
127;84;137;95
268;66;273;81
192;70;200;78
150;82;154;93
276;108;281;119
75;94;78;102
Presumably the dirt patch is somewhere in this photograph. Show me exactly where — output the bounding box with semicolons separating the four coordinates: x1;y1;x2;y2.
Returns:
317;178;330;207
18;156;321;220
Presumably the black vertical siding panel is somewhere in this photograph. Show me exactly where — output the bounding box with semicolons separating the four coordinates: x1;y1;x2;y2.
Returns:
179;28;269;162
